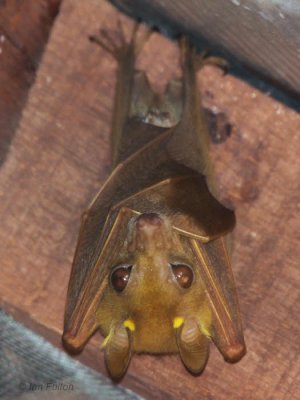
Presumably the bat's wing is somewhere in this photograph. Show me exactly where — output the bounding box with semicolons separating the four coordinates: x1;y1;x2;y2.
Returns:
189;237;246;362
167;41;209;169
63;207;138;351
116;175;235;241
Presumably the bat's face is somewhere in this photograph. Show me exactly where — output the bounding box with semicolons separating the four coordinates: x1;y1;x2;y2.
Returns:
98;213;212;356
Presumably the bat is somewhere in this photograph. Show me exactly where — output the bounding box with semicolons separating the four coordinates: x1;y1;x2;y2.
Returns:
62;21;246;380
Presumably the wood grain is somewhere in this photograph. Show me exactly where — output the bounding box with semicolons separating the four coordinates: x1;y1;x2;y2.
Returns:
0;1;299;399
111;0;300;103
0;0;61;165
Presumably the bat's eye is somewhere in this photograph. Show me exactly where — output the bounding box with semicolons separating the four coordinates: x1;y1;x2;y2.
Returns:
110;266;132;292
171;264;194;288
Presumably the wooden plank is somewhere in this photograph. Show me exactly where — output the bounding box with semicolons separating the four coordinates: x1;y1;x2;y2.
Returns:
111;0;300;103
0;0;299;399
0;0;61;165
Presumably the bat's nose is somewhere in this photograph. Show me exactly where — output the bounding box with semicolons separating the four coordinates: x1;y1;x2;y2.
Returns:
128;213;174;254
136;213;162;229
133;213;167;252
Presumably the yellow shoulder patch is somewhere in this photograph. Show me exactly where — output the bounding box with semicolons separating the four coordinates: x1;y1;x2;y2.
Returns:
123;319;136;331
173;316;184;329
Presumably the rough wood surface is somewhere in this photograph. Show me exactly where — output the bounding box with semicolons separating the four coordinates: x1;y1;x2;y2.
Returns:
0;0;61;165
0;1;299;399
111;0;300;103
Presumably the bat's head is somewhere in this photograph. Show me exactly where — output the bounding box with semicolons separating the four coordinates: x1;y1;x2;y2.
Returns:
98;212;212;379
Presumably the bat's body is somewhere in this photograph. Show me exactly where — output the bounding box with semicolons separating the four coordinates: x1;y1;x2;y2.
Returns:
62;24;246;379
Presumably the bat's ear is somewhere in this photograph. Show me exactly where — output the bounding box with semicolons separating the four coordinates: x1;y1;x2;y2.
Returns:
103;322;133;380
175;318;209;374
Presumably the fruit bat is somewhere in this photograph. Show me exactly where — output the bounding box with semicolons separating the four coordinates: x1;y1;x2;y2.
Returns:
62;22;246;380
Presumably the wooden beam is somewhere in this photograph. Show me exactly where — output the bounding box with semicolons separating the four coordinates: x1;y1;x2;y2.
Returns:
0;0;61;164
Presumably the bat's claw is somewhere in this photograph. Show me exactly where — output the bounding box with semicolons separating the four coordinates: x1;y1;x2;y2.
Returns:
197;54;229;74
89;19;151;61
179;36;229;74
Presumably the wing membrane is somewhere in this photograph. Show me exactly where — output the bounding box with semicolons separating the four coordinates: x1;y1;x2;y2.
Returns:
190;237;246;362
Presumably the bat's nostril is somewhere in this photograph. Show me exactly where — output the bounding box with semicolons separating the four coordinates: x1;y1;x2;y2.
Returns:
136;213;162;228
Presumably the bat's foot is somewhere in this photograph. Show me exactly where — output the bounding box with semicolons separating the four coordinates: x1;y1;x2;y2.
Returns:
89;19;151;61
197;53;229;74
179;36;228;74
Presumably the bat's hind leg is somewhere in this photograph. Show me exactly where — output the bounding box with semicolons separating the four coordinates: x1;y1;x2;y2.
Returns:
90;20;151;166
89;19;150;62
